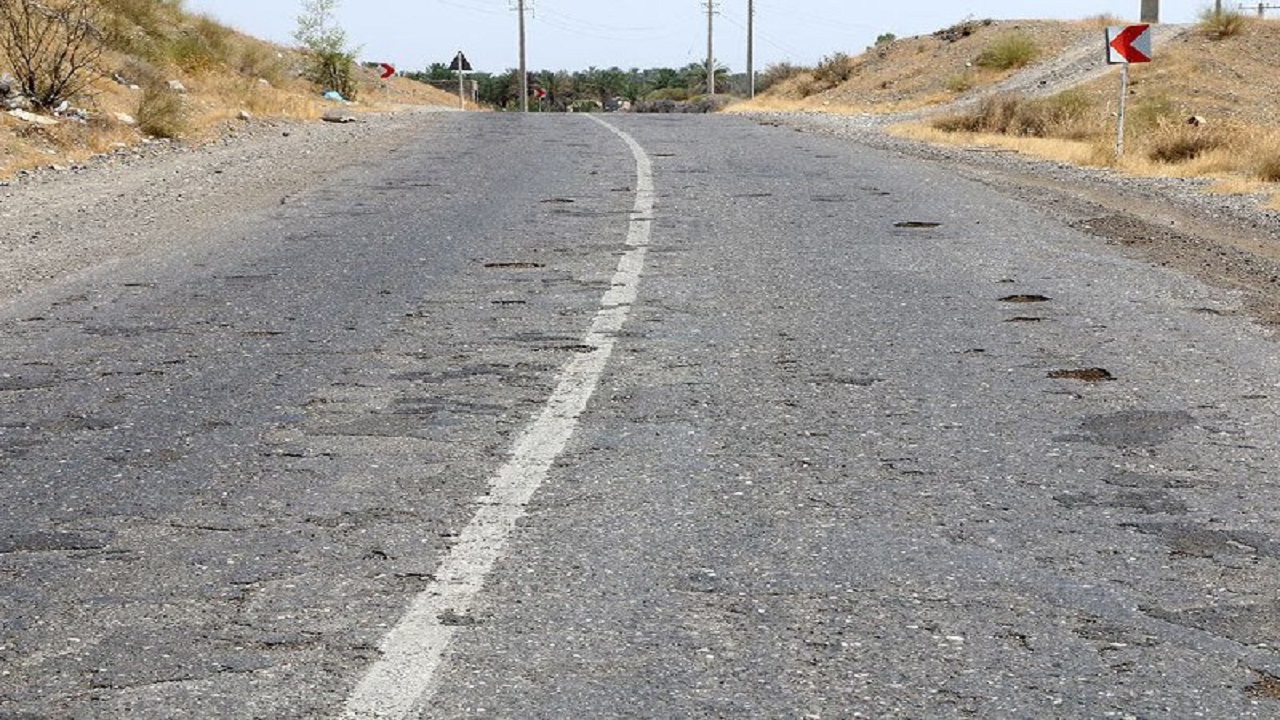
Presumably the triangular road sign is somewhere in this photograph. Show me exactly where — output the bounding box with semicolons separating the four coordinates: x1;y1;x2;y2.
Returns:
448;52;473;73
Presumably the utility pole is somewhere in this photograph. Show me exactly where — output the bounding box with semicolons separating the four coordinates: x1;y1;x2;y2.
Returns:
747;0;755;98
1141;0;1159;22
706;0;716;95
518;0;529;112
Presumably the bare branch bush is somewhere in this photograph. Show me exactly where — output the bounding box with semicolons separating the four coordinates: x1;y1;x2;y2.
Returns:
0;0;105;109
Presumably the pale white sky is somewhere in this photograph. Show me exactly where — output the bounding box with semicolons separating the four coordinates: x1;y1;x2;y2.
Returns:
183;1;1210;73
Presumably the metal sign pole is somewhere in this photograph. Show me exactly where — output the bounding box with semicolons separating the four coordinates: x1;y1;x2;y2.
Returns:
455;51;465;110
1116;62;1129;157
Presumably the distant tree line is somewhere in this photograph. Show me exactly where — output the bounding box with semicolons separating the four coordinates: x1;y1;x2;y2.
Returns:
404;62;781;112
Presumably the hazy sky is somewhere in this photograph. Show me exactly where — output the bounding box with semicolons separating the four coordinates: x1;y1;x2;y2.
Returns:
183;1;1210;74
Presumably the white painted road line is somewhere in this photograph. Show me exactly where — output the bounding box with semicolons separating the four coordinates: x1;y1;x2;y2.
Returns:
341;115;655;719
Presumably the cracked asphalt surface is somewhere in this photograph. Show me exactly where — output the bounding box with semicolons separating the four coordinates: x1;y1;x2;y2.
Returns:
4;111;1280;718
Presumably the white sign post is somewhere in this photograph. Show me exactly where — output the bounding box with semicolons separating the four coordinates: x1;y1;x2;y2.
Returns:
450;51;473;110
1107;25;1153;157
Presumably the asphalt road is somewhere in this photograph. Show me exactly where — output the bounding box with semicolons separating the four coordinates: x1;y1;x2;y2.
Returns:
4;112;1280;719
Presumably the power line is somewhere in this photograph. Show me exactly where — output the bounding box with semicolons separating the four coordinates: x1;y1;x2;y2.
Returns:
717;9;803;64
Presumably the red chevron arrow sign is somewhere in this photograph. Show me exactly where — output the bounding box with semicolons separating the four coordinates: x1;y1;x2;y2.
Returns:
379;63;396;79
1107;24;1152;64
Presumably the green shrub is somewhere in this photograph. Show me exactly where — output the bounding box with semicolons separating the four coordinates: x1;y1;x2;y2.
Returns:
136;83;187;138
1130;94;1179;130
238;43;290;86
813;52;854;87
945;72;975;93
645;86;690;102
1198;7;1248;39
99;0;181;58
167;16;234;73
758;62;805;92
975;32;1039;70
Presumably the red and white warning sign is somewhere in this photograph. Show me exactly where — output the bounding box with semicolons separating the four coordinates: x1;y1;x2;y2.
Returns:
1107;24;1153;64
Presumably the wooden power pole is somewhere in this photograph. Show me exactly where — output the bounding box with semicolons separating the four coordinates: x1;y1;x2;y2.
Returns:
518;0;529;112
1141;0;1160;22
706;1;716;95
747;0;755;97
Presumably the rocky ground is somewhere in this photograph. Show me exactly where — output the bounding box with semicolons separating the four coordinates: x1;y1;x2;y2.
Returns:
5;103;1280;344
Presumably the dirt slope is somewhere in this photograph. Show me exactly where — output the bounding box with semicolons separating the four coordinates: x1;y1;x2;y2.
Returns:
742;14;1280;129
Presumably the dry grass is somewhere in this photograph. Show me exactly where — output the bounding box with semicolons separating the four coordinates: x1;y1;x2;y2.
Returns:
933;90;1102;139
974;31;1040;70
1081;14;1126;29
890;121;1116;167
1198;8;1250;39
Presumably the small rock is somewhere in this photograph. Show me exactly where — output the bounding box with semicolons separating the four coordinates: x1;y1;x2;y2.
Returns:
238;110;252;121
258;78;272;87
7;109;57;126
322;110;358;124
167;79;187;93
113;112;137;125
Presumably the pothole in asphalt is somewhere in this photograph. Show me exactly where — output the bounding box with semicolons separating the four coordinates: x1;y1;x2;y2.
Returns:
1079;410;1195;446
484;262;545;269
540;198;575;204
0;531;113;554
1248;672;1280;700
1000;294;1051;303
1006;316;1044;323
894;221;942;229
437;609;480;626
491;300;527;305
1049;368;1114;382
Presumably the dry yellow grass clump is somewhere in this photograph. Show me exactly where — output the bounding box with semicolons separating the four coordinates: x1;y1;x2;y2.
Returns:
0;0;456;178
